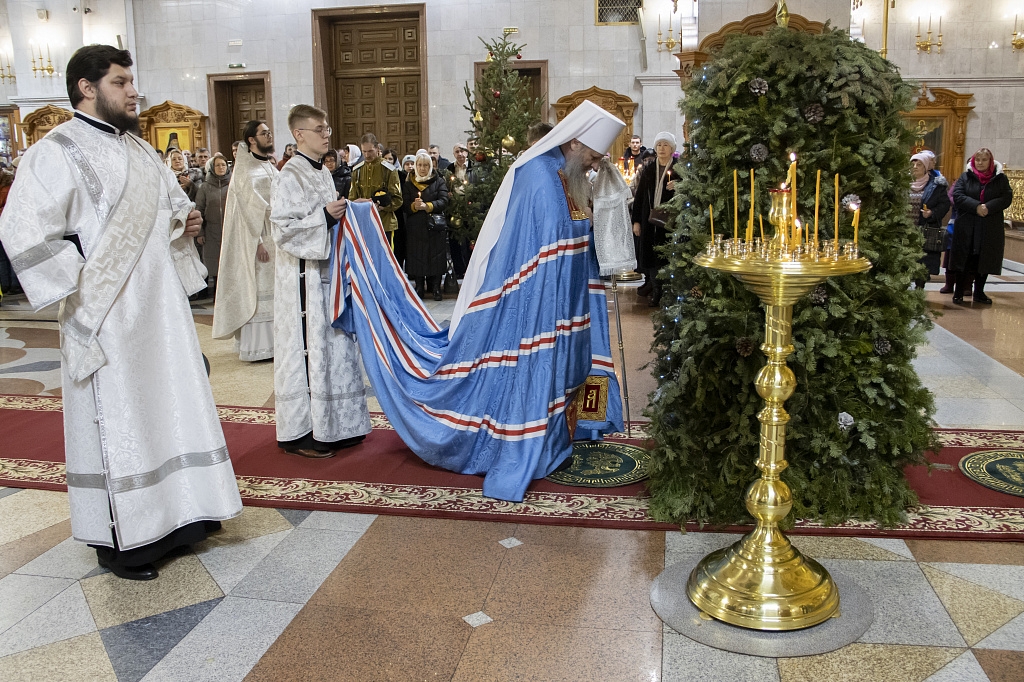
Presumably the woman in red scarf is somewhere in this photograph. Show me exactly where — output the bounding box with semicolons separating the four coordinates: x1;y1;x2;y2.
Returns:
950;148;1013;305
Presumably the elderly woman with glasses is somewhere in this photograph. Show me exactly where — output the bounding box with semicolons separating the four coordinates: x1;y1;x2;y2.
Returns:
402;150;450;300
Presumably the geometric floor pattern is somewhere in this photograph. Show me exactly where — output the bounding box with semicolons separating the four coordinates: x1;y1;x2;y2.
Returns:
3;275;1024;681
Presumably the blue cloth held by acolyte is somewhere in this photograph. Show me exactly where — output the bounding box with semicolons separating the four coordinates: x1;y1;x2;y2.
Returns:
326;149;623;502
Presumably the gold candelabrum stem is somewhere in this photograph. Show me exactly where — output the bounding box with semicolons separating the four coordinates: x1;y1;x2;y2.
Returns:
688;238;871;630
915;29;942;54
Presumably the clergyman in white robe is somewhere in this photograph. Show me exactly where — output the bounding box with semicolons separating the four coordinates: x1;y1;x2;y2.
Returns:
0;112;242;564
270;150;371;451
212;141;276;360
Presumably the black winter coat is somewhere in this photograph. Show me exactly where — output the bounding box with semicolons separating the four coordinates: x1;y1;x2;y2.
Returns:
630;159;675;271
402;173;450;277
951;167;1013;274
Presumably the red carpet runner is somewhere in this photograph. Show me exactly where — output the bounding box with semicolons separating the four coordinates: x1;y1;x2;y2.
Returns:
3;395;1023;539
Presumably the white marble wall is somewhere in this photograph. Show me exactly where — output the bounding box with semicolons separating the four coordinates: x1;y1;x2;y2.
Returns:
129;0;688;152
858;0;1024;168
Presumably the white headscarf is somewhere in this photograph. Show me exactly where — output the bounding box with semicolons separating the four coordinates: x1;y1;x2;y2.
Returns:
448;100;625;336
413;151;434;183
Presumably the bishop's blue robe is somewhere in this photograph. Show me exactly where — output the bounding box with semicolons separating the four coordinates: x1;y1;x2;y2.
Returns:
329;147;623;502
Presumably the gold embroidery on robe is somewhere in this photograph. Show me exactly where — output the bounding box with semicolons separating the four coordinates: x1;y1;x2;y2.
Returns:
566;375;610;439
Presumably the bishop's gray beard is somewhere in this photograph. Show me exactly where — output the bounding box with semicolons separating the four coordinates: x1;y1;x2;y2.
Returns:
95;90;141;136
562;156;592;209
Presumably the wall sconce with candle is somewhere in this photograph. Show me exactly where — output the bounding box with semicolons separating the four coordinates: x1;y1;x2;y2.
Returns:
30;44;55;78
1012;15;1024;52
657;13;680;52
915;15;942;54
0;53;16;83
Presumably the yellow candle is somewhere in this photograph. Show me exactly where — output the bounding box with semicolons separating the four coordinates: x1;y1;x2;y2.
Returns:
733;169;739;241
709;204;714;238
749;168;755;236
834;173;840;248
759;215;765;242
789;153;797;241
852;207;860;244
814;169;821;248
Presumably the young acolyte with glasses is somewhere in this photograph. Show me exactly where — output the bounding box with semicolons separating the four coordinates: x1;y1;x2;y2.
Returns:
268;105;371;458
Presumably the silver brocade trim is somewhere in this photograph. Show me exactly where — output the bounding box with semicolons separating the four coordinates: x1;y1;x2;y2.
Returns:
9;241;66;273
65;471;107;489
65;447;231;492
48;131;106;216
108;447;231;494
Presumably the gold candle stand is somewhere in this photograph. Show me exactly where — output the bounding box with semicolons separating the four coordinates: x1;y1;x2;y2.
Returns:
687;193;871;630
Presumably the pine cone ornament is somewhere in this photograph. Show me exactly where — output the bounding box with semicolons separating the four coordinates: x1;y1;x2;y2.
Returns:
735;337;755;357
695;146;709;160
688;286;704;300
874;337;892;356
750;143;769;163
841;194;861;211
749;78;768;96
838;412;855;431
810;284;828;306
803;103;825;124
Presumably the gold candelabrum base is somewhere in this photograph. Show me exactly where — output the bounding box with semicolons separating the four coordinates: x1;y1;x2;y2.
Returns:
688;236;871;630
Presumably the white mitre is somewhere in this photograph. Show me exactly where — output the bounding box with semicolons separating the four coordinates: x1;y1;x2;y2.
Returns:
448;100;625;336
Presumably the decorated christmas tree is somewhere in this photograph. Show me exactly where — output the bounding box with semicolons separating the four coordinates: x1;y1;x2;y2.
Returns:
447;35;542;241
647;27;940;527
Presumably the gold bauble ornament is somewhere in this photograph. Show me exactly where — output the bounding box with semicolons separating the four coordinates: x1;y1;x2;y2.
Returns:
473;110;483;123
501;135;515;150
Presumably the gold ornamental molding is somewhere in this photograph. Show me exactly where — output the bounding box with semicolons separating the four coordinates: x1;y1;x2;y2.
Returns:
673;3;826;86
902;84;974;185
18;104;73;147
138;100;208;153
553;86;637;159
1004;169;1024;225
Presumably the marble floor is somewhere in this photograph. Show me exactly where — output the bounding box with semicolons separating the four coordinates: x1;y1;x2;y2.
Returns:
2;275;1024;681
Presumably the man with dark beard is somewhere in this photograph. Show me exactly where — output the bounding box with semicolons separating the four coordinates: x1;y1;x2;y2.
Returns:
213;120;278;361
0;45;242;579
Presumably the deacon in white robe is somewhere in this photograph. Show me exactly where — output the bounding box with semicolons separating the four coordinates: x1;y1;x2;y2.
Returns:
212;128;277;361
0;46;241;580
269;104;370;457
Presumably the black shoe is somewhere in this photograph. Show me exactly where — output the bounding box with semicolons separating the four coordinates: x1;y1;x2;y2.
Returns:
973;293;993;304
204;520;222;533
636;281;653;297
433;290;443;301
322;435;366;451
952;295;965;305
97;556;158;581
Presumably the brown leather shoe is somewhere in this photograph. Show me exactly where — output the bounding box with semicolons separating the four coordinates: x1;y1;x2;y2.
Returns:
284;447;336;459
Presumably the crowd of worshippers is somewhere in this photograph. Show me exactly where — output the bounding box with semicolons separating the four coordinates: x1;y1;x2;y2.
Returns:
0;125;672;309
139;120;563;304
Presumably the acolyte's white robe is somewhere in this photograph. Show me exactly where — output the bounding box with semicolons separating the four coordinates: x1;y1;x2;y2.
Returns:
0;115;242;550
270;154;370;442
212;143;276;361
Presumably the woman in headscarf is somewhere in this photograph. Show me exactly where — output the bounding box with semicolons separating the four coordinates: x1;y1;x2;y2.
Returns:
165;149;199;202
908;150;950;288
402;150;450;300
195;153;232;298
630;131;677;306
950;148;1014;305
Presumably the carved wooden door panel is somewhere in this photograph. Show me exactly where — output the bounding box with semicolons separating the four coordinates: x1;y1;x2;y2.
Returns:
332;17;423;151
230;82;267;143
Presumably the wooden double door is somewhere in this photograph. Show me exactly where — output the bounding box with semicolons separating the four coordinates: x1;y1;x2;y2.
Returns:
332;16;424;154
